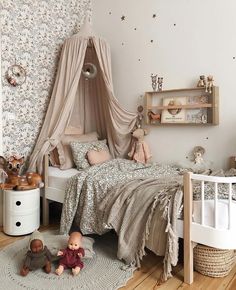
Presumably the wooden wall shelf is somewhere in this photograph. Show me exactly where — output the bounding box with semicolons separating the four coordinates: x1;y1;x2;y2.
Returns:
145;86;219;125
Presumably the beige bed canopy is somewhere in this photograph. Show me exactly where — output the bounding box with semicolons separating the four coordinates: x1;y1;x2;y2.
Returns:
28;18;137;174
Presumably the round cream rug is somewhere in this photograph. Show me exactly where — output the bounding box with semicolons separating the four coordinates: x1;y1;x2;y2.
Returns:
0;232;135;290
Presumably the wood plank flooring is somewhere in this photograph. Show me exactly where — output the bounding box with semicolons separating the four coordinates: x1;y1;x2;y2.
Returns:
1;224;236;290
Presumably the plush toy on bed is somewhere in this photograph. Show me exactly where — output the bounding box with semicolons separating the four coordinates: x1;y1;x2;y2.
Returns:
128;128;152;164
20;230;52;276
55;231;85;276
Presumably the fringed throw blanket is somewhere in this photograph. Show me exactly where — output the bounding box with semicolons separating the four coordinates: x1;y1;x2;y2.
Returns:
60;158;183;280
99;177;183;281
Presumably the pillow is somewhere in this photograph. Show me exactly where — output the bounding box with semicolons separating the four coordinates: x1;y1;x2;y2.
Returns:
87;149;112;166
58;132;98;170
49;147;60;167
45;235;95;260
70;139;109;169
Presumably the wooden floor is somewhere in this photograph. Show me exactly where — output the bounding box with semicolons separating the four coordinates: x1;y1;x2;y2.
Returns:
1;224;236;290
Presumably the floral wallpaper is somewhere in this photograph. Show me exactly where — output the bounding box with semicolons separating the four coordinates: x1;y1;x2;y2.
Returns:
1;0;91;164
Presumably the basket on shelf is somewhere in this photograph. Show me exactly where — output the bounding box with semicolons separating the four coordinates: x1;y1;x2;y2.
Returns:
193;244;235;278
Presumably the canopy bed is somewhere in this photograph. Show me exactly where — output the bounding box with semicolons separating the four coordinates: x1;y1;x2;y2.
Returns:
27;18;236;284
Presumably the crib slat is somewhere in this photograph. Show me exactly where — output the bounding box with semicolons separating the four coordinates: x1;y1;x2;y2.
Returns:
228;183;232;230
201;181;205;225
214;183;218;229
184;172;193;284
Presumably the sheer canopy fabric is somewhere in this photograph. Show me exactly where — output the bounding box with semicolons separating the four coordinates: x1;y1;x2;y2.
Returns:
28;21;137;173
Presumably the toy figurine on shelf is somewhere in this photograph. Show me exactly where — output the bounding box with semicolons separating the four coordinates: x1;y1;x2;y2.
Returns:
197;75;206;87
148;110;161;124
206;75;214;93
0;155;44;190
157;77;163;91
151;74;158;91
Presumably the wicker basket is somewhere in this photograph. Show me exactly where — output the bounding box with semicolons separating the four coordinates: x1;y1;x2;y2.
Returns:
193;244;235;278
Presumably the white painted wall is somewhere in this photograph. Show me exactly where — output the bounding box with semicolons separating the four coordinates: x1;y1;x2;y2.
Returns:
93;0;236;169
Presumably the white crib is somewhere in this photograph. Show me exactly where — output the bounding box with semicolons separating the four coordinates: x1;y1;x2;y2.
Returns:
183;172;236;284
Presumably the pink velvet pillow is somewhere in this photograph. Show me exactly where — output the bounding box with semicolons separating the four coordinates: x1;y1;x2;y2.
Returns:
87;149;112;166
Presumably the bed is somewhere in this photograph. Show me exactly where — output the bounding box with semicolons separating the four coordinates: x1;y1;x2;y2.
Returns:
42;155;236;284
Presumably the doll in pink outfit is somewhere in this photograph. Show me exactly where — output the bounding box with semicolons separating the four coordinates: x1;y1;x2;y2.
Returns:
128;128;152;164
55;232;85;276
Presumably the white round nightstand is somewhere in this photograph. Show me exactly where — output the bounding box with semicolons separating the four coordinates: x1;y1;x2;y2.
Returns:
3;188;40;236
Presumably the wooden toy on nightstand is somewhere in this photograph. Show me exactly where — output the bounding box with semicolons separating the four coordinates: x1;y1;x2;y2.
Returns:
3;188;40;236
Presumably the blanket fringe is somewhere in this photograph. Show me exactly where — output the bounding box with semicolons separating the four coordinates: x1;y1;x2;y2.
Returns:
137;194;161;268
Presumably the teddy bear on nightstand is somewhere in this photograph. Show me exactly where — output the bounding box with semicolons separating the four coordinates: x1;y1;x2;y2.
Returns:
128;128;152;164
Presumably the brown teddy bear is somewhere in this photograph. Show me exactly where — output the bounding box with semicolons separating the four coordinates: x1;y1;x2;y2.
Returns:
128;128;152;164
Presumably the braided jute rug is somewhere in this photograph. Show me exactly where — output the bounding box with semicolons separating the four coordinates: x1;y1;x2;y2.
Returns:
0;231;135;290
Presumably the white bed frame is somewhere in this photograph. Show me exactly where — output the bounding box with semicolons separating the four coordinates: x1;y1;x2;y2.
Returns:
42;155;236;284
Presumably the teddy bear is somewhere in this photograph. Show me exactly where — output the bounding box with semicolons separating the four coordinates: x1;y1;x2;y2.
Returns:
128;128;152;164
206;75;214;93
197;75;206;87
20;230;52;276
55;232;85;276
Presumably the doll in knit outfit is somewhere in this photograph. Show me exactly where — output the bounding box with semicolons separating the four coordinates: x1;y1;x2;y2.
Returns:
55;231;85;276
20;230;52;276
128;128;152;164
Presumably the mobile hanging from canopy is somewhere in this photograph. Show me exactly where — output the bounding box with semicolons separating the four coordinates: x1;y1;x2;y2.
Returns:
28;18;137;173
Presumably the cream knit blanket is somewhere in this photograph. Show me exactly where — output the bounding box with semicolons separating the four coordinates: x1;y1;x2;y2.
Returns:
98;176;183;281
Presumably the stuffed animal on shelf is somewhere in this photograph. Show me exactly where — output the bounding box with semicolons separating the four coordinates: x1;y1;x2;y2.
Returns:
20;230;52;276
157;77;163;91
55;232;85;276
0;155;43;190
151;74;158;91
206;75;214;93
128;128;152;164
197;75;206;87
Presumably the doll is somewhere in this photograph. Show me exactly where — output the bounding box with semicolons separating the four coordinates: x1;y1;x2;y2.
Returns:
20;230;52;276
55;231;85;276
193;146;205;165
